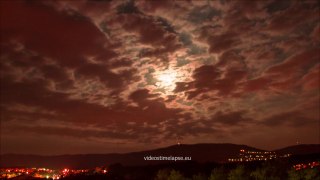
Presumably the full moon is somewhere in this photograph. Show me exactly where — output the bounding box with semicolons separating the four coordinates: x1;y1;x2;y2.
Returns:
156;70;177;92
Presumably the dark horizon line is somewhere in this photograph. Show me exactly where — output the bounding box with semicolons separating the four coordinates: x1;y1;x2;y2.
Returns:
1;142;319;157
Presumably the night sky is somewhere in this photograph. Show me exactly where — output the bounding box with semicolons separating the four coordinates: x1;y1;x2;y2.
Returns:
0;0;319;155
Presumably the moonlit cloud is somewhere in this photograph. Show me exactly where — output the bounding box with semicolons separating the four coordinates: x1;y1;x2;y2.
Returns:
0;0;319;154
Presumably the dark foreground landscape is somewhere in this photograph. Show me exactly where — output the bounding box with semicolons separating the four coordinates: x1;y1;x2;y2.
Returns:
1;143;319;179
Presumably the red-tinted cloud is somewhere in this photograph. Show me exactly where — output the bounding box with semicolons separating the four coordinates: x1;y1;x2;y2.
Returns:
1;0;319;154
1;1;116;67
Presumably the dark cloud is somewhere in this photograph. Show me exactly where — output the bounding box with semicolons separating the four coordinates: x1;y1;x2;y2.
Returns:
266;1;319;33
175;63;247;99
301;64;319;91
265;0;291;14
117;0;141;14
118;14;181;58
188;5;221;24
1;0;117;67
109;58;133;68
266;48;319;75
129;89;158;102
211;110;253;126
207;31;241;54
76;63;123;89
262;111;318;127
2;124;139;140
243;77;271;92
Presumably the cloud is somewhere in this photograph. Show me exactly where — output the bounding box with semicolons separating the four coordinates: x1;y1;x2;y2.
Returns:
1;0;319;154
266;49;319;75
207;31;241;54
265;1;319;34
2;124;139;140
175;62;247;99
300;64;320;91
211;110;253;126
1;1;116;68
262;110;318;127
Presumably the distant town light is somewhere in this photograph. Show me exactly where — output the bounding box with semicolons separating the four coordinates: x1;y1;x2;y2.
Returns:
227;149;292;162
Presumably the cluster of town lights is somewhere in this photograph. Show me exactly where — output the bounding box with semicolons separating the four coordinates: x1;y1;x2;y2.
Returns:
293;161;319;170
1;167;107;179
228;149;291;162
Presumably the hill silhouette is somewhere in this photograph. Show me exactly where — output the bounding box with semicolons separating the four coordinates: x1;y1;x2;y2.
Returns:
274;144;320;155
1;143;319;169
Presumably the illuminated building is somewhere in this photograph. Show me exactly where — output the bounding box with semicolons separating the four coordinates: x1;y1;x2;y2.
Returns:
228;149;291;162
